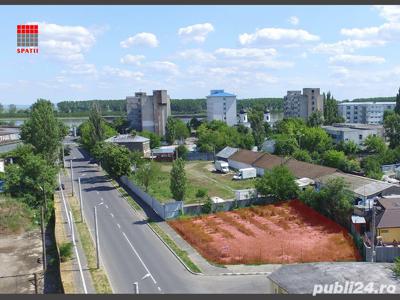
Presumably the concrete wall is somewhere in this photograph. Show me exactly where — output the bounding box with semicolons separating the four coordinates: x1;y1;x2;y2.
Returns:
120;176;182;220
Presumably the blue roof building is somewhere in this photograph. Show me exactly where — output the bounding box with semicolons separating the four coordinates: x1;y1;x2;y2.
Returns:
206;89;237;126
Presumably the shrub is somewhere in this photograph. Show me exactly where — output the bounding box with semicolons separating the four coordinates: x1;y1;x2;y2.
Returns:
393;257;400;277
202;197;213;214
196;188;208;199
59;242;73;262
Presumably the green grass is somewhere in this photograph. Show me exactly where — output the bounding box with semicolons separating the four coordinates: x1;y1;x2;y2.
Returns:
148;221;202;273
59;242;73;262
0;196;37;234
130;161;248;204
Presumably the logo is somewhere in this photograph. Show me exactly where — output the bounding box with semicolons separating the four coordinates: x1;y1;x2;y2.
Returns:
16;24;39;54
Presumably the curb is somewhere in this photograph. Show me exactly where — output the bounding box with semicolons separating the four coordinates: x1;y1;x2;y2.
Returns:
220;272;271;276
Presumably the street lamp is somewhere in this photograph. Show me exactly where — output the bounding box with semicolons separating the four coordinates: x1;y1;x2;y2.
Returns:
133;273;151;294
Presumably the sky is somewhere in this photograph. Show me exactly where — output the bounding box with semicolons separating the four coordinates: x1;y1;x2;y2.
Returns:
1;5;400;105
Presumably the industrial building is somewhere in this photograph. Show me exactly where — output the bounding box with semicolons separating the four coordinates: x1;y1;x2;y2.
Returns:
283;88;324;120
126;90;171;136
321;123;385;146
105;134;151;158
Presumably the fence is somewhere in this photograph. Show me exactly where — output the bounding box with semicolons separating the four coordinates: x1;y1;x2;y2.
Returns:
382;163;400;174
185;151;214;161
364;243;400;262
0;272;43;294
120;176;183;220
183;196;274;216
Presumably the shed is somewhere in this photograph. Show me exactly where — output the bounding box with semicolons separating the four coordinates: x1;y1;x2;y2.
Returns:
215;146;238;162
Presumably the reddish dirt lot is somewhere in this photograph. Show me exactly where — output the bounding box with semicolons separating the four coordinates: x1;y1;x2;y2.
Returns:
169;200;361;264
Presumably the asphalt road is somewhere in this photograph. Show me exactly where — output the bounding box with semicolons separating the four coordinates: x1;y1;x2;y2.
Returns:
64;142;270;294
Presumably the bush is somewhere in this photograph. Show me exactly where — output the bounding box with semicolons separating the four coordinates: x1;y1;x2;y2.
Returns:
59;242;73;262
394;257;400;277
196;188;208;199
202;197;213;214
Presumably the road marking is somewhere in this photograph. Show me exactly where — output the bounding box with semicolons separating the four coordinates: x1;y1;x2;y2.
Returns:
96;191;99;194
101;198;104;201
158;286;162;292
121;232;157;285
117;223;121;229
110;213;114;218
105;204;109;209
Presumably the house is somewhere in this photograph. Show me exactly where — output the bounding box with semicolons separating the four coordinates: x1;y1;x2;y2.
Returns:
105;134;151;158
151;146;177;162
268;262;400;294
227;149;264;170
215;146;238;162
375;197;400;244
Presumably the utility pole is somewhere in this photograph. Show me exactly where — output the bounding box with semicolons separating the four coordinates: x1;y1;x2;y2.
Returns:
371;205;376;263
40;206;47;272
78;177;83;223
133;282;139;294
62;144;65;168
94;206;100;269
70;159;74;197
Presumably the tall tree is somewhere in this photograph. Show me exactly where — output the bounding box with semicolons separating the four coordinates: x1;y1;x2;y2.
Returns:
166;117;177;144
307;111;324;127
170;158;187;202
135;162;160;192
384;111;400;148
323;92;344;125
395;87;400;115
89;102;105;145
20;99;65;163
248;109;266;148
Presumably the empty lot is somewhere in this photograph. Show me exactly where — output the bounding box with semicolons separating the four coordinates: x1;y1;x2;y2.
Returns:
169;200;361;264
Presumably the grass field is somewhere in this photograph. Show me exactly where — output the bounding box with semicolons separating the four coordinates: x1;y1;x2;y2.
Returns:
169;200;361;265
130;161;256;204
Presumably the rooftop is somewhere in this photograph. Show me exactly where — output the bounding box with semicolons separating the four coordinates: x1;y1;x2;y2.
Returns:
228;149;264;165
376;197;400;229
338;102;396;106
208;89;236;97
268;262;400;294
322;123;383;131
105;134;150;143
216;146;239;159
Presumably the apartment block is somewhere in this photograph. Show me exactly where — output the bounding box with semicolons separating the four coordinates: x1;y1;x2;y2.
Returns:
126;90;171;136
207;89;237;126
283;88;323;120
338;102;396;125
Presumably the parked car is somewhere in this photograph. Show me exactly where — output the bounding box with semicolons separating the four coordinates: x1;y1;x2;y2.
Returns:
56;183;65;191
215;160;229;173
233;167;257;180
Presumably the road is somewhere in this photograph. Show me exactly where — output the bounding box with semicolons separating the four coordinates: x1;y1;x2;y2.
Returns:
63;142;270;294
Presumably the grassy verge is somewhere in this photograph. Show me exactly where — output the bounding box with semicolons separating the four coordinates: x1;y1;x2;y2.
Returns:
68;194;112;293
148;221;202;273
109;177;202;274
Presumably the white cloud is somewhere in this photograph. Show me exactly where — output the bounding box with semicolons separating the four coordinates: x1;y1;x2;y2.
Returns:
120;54;145;65
69;83;84;89
312;39;386;55
64;63;98;76
178;23;214;43
374;5;400;22
215;48;277;58
239;28;319;46
329;54;385;65
120;32;159;48
341;22;400;41
177;49;216;62
288;16;300;26
103;66;144;80
147;61;180;75
37;22;96;63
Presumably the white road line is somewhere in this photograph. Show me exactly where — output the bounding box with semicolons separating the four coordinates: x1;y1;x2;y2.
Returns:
117;223;121;229
158;286;162;292
105;204;109;209
121;232;157;285
110;213;114;218
96;191;99;195
101;198;104;201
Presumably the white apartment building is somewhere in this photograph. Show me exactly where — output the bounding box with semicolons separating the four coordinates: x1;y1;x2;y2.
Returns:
207;90;237;126
338;102;396;125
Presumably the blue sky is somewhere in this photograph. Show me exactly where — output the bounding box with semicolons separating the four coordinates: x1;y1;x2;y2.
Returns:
1;5;400;105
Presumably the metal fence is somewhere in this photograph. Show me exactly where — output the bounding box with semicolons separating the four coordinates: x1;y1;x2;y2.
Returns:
382;163;400;173
185;151;214;161
120;176;183;220
364;243;400;262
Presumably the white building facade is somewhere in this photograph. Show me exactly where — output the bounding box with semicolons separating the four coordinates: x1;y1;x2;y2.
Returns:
338;102;396;125
207;90;237;126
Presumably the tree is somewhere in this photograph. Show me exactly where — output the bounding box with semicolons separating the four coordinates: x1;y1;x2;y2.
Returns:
300;127;332;154
188;117;202;131
255;165;299;201
100;143;131;178
364;135;387;154
362;156;383;180
307;111;324;127
248;109;266;147
336;140;359;155
78;119;116;150
170;158;187;202
0;103;4;114
166;117;177;144
292;149;312;163
274;134;299;156
135;162;160;192
141;131;161;149
393;256;400;277
89;102;105;145
112;117;130;134
20;99;65;163
395;87;400;115
323;92;344;125
8;104;17;114
322;150;347;170
384;112;400;148
177;144;188;160
175;119;190;143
